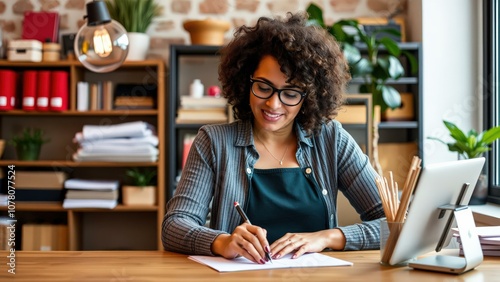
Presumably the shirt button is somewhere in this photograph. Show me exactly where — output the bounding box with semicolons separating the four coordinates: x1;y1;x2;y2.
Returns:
322;189;328;196
246;167;252;174
305;168;312;174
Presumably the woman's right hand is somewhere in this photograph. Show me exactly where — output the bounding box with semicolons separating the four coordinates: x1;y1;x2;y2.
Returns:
211;223;270;264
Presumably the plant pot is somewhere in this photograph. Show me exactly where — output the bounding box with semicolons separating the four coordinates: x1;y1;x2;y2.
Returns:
126;32;150;61
15;143;42;160
122;185;156;205
183;19;230;45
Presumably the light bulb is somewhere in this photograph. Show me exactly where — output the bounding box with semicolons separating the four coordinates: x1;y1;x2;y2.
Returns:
74;1;129;73
93;28;112;57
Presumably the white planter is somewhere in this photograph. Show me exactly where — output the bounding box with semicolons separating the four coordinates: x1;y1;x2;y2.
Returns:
126;32;150;61
122;185;156;205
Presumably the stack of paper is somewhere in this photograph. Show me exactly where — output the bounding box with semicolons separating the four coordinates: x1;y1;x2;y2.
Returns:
62;179;119;209
72;121;158;162
454;226;500;257
176;96;228;124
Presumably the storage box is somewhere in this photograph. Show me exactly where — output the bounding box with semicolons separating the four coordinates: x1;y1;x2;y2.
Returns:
22;224;68;251
335;105;367;124
16;171;68;189
7;40;42;62
379;142;419;185
382;93;415;121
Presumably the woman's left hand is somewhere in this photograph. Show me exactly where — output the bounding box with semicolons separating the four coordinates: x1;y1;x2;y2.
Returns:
270;229;345;259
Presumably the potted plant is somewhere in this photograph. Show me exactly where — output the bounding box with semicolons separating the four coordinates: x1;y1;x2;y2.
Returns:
306;3;418;174
105;0;163;60
428;120;500;204
122;167;157;205
9;128;49;161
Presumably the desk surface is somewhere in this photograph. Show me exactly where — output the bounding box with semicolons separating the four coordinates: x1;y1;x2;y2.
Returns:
1;250;498;281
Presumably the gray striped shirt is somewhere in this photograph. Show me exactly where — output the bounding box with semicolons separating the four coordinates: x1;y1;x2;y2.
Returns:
162;119;384;255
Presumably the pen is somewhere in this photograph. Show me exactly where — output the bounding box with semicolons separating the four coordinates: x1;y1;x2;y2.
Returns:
234;201;273;264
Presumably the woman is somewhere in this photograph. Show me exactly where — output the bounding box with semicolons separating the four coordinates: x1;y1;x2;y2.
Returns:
162;12;384;264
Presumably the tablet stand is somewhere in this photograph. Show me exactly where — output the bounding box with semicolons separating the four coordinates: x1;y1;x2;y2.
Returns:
408;204;483;274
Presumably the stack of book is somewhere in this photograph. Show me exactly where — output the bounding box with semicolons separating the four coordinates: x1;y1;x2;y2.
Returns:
72;121;159;162
76;81;114;111
62;179;119;209
454;226;500;257
176;96;228;124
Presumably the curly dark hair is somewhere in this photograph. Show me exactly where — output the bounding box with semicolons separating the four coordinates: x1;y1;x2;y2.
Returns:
218;12;350;135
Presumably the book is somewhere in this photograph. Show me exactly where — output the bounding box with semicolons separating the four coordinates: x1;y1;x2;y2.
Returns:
180;96;228;109
176;108;228;123
89;83;99;110
454;226;500;256
22;12;59;43
182;134;196;169
102;81;114;111
0;70;17;111
65;189;118;200
49;71;69;111
77;81;89;111
80;121;154;140
36;70;51;111
22;70;37;111
64;179;119;191
62;199;117;209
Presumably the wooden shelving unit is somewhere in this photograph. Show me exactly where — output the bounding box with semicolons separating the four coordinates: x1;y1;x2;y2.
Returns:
0;59;165;251
167;43;422;201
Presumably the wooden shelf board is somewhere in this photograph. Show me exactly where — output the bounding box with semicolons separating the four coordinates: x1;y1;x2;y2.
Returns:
70;205;159;212
0;59;163;68
0;203;158;212
0;160;158;167
0;110;158;116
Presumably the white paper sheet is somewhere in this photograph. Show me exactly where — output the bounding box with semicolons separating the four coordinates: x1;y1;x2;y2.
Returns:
189;253;353;272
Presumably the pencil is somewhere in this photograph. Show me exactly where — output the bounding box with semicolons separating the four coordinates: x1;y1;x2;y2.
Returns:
234;201;273;263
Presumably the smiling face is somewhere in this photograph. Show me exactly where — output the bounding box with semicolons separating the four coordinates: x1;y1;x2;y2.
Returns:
250;55;304;135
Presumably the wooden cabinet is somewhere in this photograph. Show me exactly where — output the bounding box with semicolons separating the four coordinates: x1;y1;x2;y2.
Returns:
0;60;165;250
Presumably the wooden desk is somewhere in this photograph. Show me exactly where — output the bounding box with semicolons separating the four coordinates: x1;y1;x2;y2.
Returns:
1;250;498;281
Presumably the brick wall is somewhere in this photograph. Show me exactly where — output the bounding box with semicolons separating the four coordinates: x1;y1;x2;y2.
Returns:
0;0;406;61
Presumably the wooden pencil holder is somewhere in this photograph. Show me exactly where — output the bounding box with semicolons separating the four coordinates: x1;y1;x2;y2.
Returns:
380;219;406;265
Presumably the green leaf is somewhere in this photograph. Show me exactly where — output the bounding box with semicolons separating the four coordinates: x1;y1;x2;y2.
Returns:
387;55;404;79
306;3;324;27
351;57;373;77
482;126;500;144
342;43;362;65
443;120;468;143
105;0;162;33
401;50;419;75
381;85;401;109
374;58;390;80
379;37;401;57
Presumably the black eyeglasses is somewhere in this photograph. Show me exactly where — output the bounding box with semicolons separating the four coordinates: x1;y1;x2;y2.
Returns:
250;78;306;106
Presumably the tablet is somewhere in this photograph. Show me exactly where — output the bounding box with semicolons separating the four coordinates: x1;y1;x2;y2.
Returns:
388;157;485;266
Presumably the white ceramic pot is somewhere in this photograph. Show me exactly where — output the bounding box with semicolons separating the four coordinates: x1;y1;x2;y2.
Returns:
126;32;150;61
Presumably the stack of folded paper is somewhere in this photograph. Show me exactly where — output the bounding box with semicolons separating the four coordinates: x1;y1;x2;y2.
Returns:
72;121;158;162
454;226;500;257
62;178;119;209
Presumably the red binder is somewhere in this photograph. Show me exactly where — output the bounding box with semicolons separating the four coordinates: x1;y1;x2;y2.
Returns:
37;70;51;111
0;70;17;111
22;12;60;43
22;70;38;111
50;71;69;111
